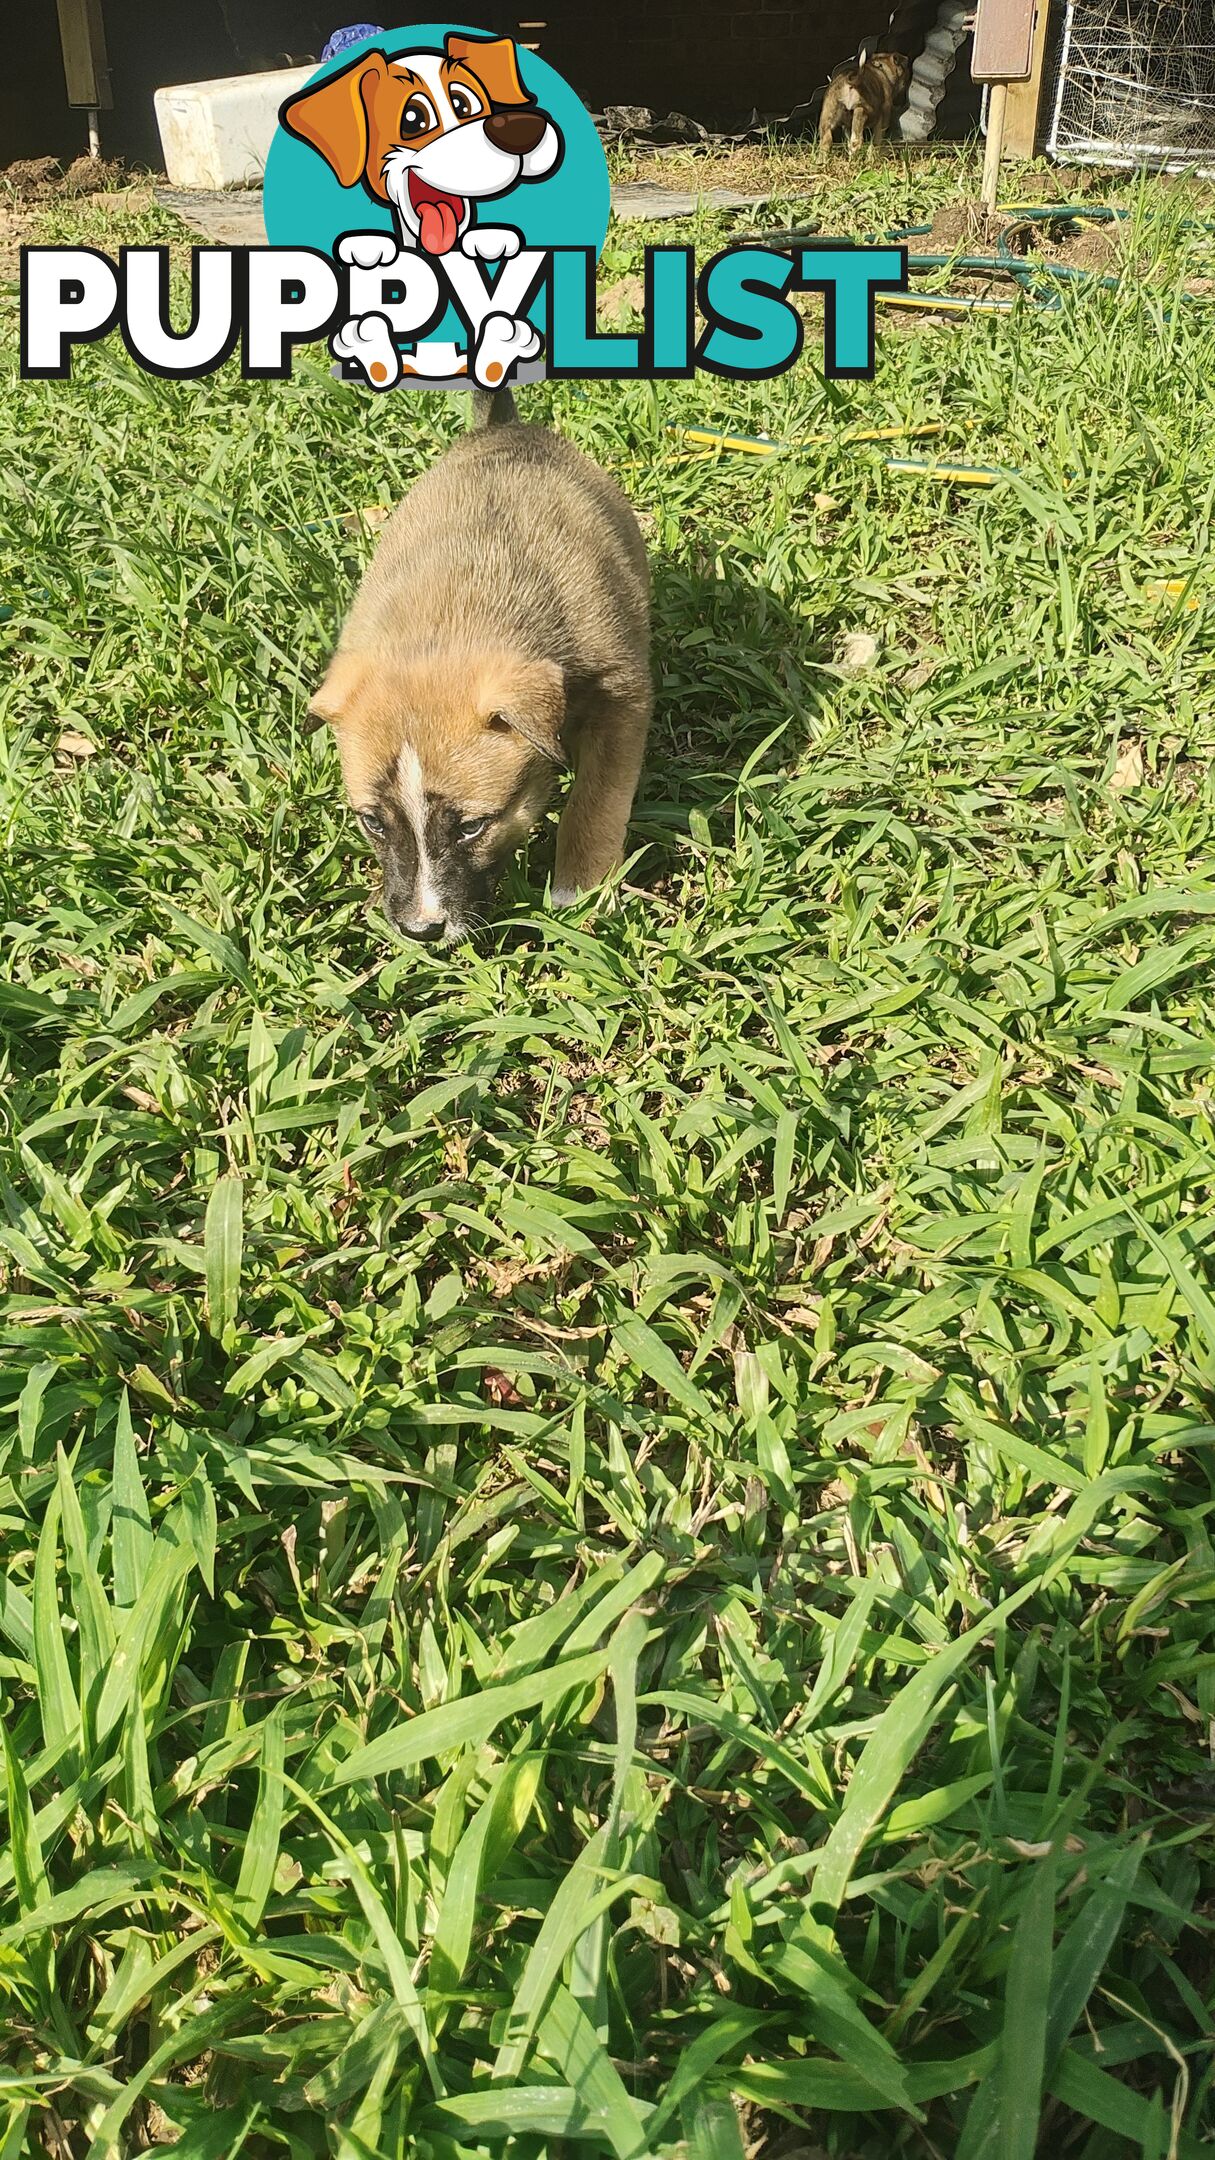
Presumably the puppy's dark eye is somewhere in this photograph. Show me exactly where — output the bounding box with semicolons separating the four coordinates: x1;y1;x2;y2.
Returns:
449;85;483;120
359;809;385;839
458;816;488;843
400;95;437;135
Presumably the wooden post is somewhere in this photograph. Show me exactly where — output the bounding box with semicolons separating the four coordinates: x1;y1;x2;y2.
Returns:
55;0;112;111
1003;0;1052;161
971;0;1037;209
981;80;1008;211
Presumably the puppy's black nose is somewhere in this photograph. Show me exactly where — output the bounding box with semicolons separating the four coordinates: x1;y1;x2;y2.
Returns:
403;917;446;943
485;108;548;155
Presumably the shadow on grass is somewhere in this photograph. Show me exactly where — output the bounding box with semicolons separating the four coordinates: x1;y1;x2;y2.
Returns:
632;549;843;888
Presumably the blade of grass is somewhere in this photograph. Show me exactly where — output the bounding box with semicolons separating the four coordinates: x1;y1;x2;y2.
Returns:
203;1173;243;1344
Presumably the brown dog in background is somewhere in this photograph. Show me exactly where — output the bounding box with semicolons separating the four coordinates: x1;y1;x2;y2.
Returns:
307;391;651;944
819;47;911;154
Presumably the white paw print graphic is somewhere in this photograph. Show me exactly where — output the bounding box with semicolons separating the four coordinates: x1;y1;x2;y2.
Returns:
337;232;401;271
461;226;522;262
472;311;541;390
331;313;401;390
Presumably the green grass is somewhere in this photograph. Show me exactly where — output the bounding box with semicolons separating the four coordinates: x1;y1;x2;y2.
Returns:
2;150;1215;2158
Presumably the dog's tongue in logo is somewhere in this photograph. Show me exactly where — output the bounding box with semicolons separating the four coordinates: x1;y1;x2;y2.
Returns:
408;172;465;255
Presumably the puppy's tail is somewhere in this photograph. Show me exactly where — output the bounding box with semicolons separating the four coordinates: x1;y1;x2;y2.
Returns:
469;386;517;430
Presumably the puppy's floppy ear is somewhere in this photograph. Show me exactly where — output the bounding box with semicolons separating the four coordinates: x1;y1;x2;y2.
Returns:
483;655;567;764
445;32;534;109
280;54;388;186
304;649;366;733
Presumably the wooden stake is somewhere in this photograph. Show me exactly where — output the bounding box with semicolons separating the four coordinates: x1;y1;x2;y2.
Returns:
1004;0;1052;160
55;0;112;111
981;81;1008;214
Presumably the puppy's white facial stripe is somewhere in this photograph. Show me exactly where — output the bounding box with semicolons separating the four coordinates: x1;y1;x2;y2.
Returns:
395;744;443;918
395;742;425;827
389;52;454;121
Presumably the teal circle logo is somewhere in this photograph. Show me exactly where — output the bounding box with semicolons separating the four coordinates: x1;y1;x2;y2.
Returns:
263;22;610;389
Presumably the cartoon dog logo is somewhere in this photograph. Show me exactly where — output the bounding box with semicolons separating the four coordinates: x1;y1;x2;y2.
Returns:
281;32;563;391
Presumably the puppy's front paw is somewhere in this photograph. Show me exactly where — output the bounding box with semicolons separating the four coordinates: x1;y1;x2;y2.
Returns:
472;311;541;389
551;881;619;914
337;231;401;270
331;313;402;390
461;225;522;261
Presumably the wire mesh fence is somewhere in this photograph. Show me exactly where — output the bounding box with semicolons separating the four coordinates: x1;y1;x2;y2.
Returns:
1045;0;1215;172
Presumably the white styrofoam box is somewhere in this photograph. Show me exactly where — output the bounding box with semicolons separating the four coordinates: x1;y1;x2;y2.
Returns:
154;66;312;191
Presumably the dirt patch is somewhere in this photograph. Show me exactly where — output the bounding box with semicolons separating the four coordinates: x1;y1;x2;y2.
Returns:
600;273;647;321
926;202;1007;253
925;200;1125;273
0;205;33;281
63;154;126;195
0;162;152;282
1036;220;1122;272
626;144;825;197
1;154;126;201
622;143;1139;203
1;157;62;198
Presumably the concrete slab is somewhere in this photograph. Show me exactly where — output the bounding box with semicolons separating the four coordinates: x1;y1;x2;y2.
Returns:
156;187;268;244
611;181;768;217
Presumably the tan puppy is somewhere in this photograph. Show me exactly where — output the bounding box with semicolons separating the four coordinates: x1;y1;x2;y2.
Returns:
308;393;651;942
819;49;911;154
